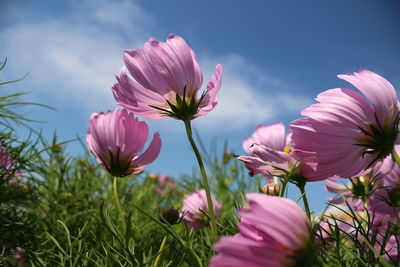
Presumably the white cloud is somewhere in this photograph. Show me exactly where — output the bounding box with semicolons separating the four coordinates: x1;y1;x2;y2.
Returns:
0;0;311;132
0;0;151;111
194;54;312;130
277;93;313;112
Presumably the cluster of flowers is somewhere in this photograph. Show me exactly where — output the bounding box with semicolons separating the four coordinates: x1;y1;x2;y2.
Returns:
86;34;223;233
86;34;222;179
226;69;400;265
85;33;399;266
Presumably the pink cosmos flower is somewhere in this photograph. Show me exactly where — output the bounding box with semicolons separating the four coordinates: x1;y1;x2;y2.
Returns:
86;109;161;177
112;34;222;121
210;193;311;267
180;189;222;229
369;187;400;224
241;122;291;181
290;70;399;180
367;145;400;223
0;145;24;184
384;164;400;187
378;145;400;188
237;122;319;182
10;247;26;265
242;122;288;155
238;122;289;175
324;177;364;211
324;151;396;214
378;232;399;262
359;213;400;262
149;173;176;195
316;207;359;241
0;145;12;169
318;208;399;262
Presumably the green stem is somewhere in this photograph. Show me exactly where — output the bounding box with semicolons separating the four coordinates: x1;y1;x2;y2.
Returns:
391;148;400;169
184;120;218;240
113;177;126;230
279;179;288;197
298;183;311;220
153;235;167;267
362;198;369;231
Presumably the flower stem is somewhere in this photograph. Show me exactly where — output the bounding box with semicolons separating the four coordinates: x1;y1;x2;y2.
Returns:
279;179;288;197
362;199;369;231
183;120;218;240
113;177;126;230
391;148;400;169
153;235;167;267
298;183;311;220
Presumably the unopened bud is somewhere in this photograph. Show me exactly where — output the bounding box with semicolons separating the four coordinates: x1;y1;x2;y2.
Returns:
350;176;372;200
161;208;181;225
262;183;280;196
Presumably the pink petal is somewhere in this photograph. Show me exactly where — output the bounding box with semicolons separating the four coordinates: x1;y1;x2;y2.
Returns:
124;45;169;94
290;117;374;180
130;132;162;173
236;154;275;176
211;234;288;267
120;111;149;157
163;34;203;93
243;137;255;155
324;178;347;193
112;68;167;120
199;64;222;116
243;122;286;154
210;193;310;266
124;34;203;98
338;69;398;124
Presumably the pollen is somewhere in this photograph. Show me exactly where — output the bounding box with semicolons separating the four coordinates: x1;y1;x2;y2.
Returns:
284;146;292;154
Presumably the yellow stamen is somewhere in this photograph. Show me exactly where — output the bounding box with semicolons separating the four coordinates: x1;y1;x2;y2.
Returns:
284;146;292;154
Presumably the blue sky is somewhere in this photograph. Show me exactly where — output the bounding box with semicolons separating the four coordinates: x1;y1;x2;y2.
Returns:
1;0;400;211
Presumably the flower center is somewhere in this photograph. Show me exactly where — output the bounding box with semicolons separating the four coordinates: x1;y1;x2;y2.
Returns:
284;145;292;154
353;111;399;163
149;85;208;121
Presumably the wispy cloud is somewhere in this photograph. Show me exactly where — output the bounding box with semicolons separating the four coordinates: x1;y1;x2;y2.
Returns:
0;0;152;110
1;0;311;133
194;54;312;130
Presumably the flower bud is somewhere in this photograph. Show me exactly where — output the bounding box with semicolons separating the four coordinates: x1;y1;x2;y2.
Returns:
350;176;373;200
161;208;180;225
261;183;280;196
